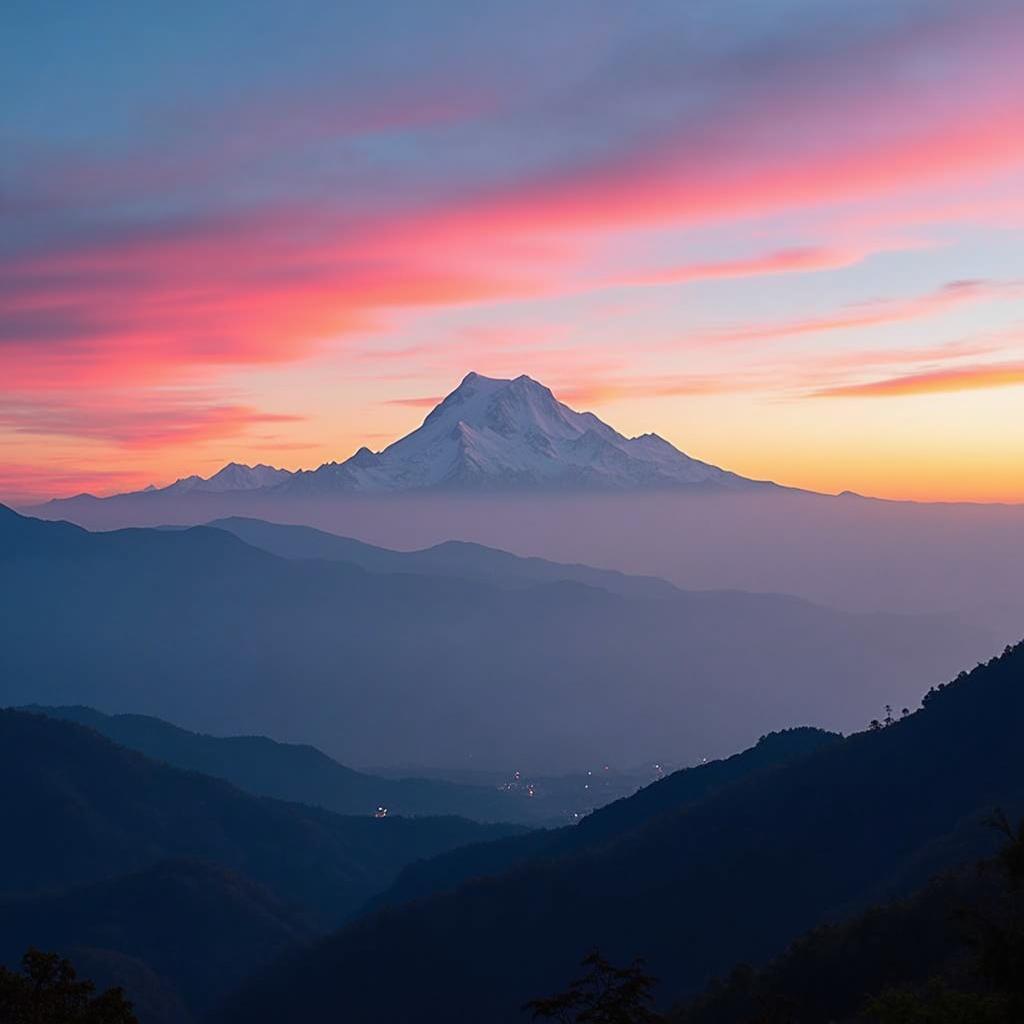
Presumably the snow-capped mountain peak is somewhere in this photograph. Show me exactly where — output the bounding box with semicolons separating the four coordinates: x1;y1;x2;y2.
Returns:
285;372;759;493
162;462;292;495
36;373;769;509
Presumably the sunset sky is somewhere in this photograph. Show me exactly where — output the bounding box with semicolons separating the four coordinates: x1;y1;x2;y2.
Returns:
2;0;1022;504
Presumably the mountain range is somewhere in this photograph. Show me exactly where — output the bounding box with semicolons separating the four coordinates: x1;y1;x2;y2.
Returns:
153;463;292;495
0;504;990;771
203;515;678;600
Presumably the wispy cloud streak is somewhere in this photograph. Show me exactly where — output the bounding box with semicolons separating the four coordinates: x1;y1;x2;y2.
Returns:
699;280;1022;345
811;360;1024;398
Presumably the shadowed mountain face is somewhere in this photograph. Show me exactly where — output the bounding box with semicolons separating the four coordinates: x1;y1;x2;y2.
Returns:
216;642;1024;1024
0;861;315;1024
0;709;520;924
363;727;841;916
0;505;991;770
670;866;997;1024
0;708;523;1021
25;705;560;824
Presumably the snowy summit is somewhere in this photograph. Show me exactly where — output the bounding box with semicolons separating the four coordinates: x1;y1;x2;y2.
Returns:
159;463;293;495
285;372;759;493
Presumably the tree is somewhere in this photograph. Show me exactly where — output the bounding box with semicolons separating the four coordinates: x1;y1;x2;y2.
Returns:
867;979;1007;1023
970;812;1024;1014
0;949;137;1024
867;812;1024;1023
526;951;664;1023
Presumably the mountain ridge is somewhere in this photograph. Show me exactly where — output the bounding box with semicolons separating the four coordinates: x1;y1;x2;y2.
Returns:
203;515;681;600
0;708;522;922
23;703;573;824
0;504;991;771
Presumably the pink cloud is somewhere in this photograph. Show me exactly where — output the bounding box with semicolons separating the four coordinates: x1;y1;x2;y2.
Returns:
391;66;1023;253
0;463;149;505
382;395;443;409
0;393;301;448
613;246;871;288
696;280;1021;345
556;335;1024;407
5;21;1022;400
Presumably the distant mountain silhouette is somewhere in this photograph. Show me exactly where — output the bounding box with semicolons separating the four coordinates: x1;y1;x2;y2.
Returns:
0;709;519;925
0;505;989;770
216;642;1024;1024
26;704;554;824
205;516;679;599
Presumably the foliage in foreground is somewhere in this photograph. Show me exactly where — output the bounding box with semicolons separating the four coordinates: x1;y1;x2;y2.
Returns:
0;949;137;1024
867;811;1024;1024
527;951;665;1024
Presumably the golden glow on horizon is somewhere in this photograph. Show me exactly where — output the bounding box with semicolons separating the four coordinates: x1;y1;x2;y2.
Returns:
5;379;1022;506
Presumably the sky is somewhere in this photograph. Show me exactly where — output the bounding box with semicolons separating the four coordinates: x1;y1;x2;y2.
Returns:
2;0;1023;504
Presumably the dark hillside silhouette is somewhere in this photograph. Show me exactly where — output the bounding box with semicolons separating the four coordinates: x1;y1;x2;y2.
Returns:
0;862;315;1023
366;728;839;914
217;642;1024;1024
0;709;520;924
674;812;1024;1022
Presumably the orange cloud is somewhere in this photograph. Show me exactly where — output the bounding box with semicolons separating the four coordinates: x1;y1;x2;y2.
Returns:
811;361;1024;398
539;373;770;407
382;395;443;409
0;463;148;505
